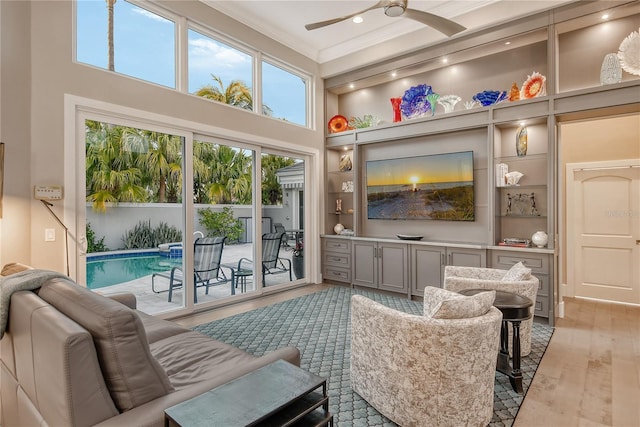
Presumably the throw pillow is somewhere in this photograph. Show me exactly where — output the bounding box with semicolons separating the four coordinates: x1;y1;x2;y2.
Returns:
38;278;174;412
423;286;495;319
501;261;531;282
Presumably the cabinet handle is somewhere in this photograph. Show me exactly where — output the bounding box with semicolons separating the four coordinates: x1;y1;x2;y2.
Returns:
374;247;377;258
441;253;445;265
379;247;383;258
448;253;452;265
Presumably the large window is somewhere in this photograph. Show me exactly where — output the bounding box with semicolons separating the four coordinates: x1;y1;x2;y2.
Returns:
76;0;176;88
75;0;312;127
188;29;254;112
262;60;308;126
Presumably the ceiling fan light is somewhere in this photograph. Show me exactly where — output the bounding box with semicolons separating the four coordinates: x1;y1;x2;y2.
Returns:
384;4;406;17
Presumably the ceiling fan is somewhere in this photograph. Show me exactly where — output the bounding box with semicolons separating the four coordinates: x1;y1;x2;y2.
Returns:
305;0;466;37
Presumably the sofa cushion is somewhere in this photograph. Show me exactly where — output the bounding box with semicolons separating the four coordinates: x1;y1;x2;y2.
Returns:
150;330;258;390
501;261;531;282
38;278;174;412
423;286;495;319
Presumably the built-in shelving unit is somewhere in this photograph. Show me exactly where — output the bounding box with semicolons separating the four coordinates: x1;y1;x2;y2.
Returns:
321;1;640;326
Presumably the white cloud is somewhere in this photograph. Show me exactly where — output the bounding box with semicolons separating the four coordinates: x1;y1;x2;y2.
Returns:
189;38;251;70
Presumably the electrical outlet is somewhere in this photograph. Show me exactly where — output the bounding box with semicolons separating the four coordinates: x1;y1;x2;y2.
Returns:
45;228;56;242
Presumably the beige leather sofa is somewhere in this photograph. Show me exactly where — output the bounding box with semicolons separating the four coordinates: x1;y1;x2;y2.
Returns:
0;265;300;427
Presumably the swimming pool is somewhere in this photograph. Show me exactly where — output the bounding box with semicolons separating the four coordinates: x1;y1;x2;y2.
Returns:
87;252;182;289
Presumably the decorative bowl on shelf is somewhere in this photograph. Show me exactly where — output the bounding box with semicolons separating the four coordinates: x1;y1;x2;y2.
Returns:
472;90;508;106
396;234;423;241
617;28;640;76
520;72;547;99
328;115;350;133
437;94;461;113
400;84;433;119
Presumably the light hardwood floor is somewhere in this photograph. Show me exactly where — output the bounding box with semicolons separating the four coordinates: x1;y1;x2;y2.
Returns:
175;285;640;427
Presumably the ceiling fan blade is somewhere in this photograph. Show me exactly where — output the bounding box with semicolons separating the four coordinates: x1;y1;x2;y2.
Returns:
404;9;466;36
305;1;388;31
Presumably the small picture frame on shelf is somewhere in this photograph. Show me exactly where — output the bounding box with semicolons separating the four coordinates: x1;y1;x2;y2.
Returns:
341;181;354;192
339;154;352;172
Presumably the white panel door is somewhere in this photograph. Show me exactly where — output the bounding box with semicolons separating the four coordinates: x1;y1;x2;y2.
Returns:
568;162;640;304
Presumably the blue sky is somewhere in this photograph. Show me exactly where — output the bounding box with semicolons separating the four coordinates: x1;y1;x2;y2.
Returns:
76;0;306;125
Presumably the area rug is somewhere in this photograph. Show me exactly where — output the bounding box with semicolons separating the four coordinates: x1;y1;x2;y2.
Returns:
193;287;554;426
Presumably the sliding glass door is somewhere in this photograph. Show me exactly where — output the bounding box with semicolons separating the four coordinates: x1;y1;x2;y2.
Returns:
76;110;311;317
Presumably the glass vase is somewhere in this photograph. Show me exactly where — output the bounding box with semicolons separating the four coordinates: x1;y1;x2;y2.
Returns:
390;97;402;123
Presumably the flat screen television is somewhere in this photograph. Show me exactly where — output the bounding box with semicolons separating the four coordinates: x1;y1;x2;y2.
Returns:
366;150;475;221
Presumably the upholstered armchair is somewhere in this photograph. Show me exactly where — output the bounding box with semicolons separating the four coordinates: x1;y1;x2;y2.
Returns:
350;287;502;427
443;264;539;356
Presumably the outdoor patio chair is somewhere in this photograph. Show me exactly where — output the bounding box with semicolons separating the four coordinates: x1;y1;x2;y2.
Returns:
152;236;228;303
273;222;292;249
237;232;292;287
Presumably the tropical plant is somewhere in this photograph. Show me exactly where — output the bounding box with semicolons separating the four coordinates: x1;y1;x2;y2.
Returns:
205;145;252;204
198;207;243;243
195;75;273;116
86;222;109;253
121;220;182;249
261;155;296;205
85;120;148;212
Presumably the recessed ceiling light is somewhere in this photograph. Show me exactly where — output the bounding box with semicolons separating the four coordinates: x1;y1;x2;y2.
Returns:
391;71;397;77
601;14;609;20
442;58;448;64
349;83;355;89
353;16;363;24
505;41;511;45
519;121;526;126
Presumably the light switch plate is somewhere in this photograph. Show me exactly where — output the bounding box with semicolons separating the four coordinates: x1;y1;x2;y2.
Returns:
34;185;63;200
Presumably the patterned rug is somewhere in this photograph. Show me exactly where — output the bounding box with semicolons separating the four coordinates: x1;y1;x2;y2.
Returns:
193;287;554;426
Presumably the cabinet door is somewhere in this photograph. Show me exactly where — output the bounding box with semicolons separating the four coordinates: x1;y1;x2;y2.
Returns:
411;245;446;296
352;240;377;288
446;248;486;268
378;243;408;293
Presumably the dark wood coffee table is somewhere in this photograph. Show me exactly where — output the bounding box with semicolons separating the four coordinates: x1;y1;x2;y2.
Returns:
459;288;532;394
164;359;333;427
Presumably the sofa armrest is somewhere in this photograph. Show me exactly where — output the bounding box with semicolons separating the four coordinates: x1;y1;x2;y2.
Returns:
105;293;137;309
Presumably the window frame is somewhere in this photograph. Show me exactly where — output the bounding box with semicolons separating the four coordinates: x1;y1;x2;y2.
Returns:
73;0;314;129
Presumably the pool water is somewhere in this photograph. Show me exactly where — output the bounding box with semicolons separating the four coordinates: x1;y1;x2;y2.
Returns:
87;254;182;289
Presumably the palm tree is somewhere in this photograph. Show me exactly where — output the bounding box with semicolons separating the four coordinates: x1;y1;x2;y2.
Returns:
206;145;252;204
85;121;147;212
106;0;116;71
195;75;273;116
129;129;183;203
261;155;296;205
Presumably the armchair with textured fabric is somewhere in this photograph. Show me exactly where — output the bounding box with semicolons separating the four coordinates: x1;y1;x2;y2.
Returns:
443;264;539;356
350;287;502;427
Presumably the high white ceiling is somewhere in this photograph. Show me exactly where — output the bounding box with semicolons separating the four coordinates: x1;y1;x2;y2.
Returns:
205;0;575;76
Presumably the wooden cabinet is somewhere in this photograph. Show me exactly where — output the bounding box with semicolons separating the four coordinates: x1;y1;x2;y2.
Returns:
352;240;408;293
321;236;351;284
490;249;553;321
411;245;487;297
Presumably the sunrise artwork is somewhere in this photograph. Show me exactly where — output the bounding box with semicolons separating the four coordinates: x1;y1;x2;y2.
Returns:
366;151;475;221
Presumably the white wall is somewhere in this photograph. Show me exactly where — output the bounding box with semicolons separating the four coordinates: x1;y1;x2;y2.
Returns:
0;1;325;271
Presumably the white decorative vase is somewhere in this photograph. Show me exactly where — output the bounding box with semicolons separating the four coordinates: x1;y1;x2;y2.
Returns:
334;223;344;235
600;53;622;85
531;231;548;248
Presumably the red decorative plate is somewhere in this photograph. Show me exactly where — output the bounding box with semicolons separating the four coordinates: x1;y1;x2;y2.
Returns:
328;115;349;133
